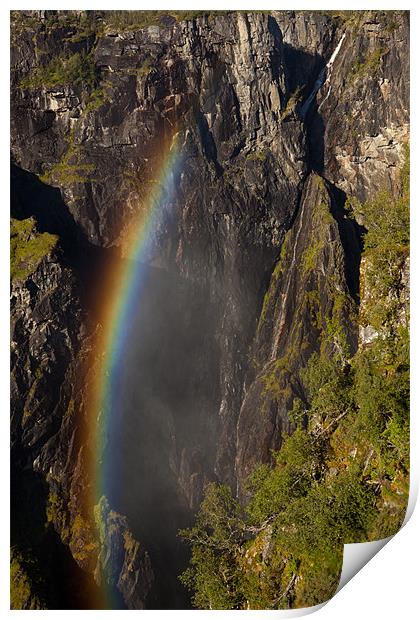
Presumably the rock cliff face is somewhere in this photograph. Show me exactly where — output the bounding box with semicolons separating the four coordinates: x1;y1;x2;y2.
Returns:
10;10;409;609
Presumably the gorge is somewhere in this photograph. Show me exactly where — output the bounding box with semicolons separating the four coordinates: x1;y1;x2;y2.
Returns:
10;10;409;610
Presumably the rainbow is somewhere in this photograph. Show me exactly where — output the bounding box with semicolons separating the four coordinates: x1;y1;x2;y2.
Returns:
87;130;183;606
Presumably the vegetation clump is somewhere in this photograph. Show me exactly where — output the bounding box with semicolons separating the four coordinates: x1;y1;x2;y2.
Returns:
40;130;96;186
20;51;97;90
280;87;304;121
45;490;70;542
83;87;108;113
10;548;44;609
350;46;388;83
246;149;268;162
301;238;323;274
11;218;58;282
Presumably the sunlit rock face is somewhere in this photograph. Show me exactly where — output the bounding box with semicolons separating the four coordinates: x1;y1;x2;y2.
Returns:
10;10;408;609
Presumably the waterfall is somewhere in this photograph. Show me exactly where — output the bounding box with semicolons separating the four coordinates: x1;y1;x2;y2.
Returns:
299;33;346;120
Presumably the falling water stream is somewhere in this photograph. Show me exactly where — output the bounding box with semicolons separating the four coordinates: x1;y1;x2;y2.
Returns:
299;33;346;120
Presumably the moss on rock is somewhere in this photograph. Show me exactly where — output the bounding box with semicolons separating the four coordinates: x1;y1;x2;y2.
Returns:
11;218;58;282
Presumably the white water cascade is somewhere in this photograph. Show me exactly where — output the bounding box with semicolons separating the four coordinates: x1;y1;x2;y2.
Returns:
299;33;346;120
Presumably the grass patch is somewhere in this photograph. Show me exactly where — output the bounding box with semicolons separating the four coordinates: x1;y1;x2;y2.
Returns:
82;86;108;113
11;218;58;282
41;161;96;185
100;10;162;31
40;137;96;186
259;239;289;327
46;490;70;541
301;239;324;274
280;86;304;121
10;548;43;610
246;150;268;163
122;58;155;78
349;47;388;84
20;51;97;90
260;356;293;401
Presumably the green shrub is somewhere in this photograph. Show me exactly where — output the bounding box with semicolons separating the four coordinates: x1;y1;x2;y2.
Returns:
179;483;246;609
349;47;388;84
10;548;44;610
11;218;58;282
40;138;96;186
20;51;97;90
280;86;304;121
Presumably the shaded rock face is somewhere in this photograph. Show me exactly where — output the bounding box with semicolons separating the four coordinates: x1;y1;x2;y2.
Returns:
10;252;80;447
235;172;361;488
94;496;153;609
10;10;409;609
